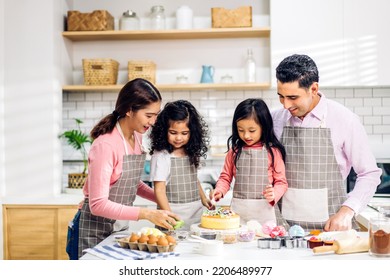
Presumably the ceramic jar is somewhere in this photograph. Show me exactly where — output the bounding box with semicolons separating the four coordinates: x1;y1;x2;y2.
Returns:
176;5;193;29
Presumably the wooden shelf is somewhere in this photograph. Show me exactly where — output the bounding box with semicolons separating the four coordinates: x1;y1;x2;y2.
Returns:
62;83;271;92
62;27;270;41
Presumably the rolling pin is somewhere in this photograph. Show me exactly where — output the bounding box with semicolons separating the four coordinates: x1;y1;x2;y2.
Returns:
313;237;369;254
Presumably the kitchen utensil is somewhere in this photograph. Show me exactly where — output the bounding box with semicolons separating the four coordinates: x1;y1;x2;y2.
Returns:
269;238;282;249
313;237;369;254
200;65;214;83
257;238;271;249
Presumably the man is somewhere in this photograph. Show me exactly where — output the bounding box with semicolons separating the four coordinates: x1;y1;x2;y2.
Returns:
272;54;381;231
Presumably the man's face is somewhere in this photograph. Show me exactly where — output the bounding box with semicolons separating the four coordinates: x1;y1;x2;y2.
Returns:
277;80;319;119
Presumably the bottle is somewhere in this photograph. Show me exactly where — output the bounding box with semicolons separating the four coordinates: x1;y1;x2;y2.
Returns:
245;49;256;83
119;10;140;30
150;5;166;30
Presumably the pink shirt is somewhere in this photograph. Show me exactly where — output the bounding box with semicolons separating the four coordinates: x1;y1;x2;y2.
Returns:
215;143;288;205
271;92;382;214
83;126;155;220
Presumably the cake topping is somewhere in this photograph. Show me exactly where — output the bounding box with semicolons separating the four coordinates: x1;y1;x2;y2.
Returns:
203;206;235;218
288;225;305;237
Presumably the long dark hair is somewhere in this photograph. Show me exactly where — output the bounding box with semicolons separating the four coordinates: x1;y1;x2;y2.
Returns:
90;78;161;140
228;98;286;170
150;100;210;168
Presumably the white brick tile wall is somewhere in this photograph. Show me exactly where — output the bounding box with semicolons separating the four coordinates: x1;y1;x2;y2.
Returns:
373;88;390;97
62;86;390;189
354;88;373;97
335;88;354;98
345;98;363;107
364;116;382;125
364;98;382;106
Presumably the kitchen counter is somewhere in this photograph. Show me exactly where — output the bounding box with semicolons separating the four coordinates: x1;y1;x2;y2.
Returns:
80;231;376;260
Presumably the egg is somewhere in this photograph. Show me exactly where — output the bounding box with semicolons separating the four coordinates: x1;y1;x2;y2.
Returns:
138;234;149;244
129;233;140;243
166;235;176;245
157;236;169;246
147;235;158;245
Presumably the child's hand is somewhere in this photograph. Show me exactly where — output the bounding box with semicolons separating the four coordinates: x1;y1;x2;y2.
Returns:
209;190;223;202
263;185;275;203
201;197;215;210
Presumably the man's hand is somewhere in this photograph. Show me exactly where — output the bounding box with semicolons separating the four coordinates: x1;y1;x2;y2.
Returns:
324;206;355;231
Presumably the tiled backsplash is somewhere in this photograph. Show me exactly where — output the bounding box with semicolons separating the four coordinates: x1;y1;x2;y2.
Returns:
62;86;390;189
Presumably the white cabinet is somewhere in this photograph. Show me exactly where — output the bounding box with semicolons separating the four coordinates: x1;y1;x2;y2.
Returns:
271;0;390;86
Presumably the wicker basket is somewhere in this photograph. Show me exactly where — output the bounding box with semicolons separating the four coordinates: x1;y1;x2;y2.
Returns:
128;60;156;84
68;173;87;189
82;59;119;85
67;10;114;31
211;6;252;28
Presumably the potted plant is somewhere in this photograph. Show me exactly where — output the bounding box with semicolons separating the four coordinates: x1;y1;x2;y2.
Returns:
59;118;93;189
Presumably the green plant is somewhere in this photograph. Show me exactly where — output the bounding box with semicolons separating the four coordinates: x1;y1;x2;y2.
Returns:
59;118;93;174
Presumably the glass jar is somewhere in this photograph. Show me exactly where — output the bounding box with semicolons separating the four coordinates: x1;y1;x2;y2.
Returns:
119;10;140;30
369;214;390;257
150;5;166;30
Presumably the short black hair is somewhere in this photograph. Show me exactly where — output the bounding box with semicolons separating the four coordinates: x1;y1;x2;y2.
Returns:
276;54;319;89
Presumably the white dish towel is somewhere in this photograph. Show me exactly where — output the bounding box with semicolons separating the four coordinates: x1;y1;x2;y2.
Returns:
83;243;180;260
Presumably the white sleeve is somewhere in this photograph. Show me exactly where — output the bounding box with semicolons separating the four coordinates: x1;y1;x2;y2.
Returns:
149;150;171;182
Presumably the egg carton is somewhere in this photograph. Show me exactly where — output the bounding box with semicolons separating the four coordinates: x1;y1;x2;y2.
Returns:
116;237;176;253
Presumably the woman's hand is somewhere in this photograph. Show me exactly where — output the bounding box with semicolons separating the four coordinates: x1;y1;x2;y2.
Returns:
263;185;275;203
138;208;180;230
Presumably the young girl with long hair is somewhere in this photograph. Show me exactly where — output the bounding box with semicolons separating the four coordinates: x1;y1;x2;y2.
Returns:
211;98;288;225
149;100;212;230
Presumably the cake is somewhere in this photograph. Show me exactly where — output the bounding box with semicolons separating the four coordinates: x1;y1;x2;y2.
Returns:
200;207;240;230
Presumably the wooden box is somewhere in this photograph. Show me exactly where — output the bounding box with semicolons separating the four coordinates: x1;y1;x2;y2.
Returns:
128;60;156;84
211;6;252;28
67;10;114;31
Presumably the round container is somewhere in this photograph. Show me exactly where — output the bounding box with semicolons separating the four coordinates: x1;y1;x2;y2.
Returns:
150;5;166;30
269;238;281;249
297;238;308;248
220;74;233;84
257;238;271;249
220;231;238;244
369;216;390;257
176;5;193;29
199;230;217;240
237;230;255;242
285;238;297;249
119;10;140;30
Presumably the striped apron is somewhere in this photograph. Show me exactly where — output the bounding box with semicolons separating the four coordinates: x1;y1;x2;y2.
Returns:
280;117;359;231
231;148;287;227
78;123;146;258
157;156;203;231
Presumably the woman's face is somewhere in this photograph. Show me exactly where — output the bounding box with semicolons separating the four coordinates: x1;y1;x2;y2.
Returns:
167;120;190;150
127;101;161;134
236;117;261;146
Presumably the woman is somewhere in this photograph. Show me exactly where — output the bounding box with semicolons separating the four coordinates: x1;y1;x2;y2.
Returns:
77;78;179;258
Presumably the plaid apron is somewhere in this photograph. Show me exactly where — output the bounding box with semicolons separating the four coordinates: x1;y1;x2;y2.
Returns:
232;148;287;227
157;157;203;231
280;118;359;231
78;123;146;258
